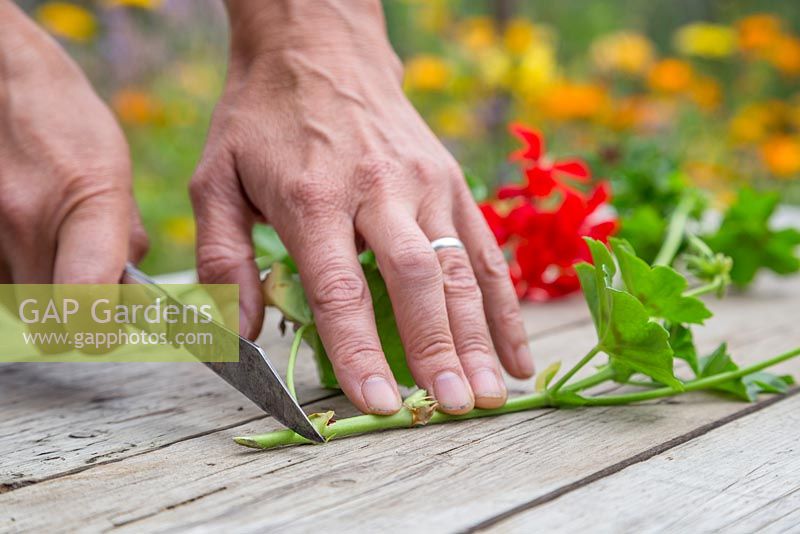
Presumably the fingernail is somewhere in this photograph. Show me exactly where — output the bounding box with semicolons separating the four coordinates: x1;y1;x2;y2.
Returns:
471;368;506;399
434;371;473;411
516;344;535;377
362;376;401;414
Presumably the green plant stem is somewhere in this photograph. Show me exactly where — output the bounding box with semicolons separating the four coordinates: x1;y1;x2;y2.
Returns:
561;365;616;392
286;324;309;400
235;391;552;449
548;346;600;395
654;195;696;266
581;346;800;406
234;346;800;450
684;279;724;298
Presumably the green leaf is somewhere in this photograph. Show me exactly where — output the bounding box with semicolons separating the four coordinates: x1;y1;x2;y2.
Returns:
698;344;795;401
363;261;415;387
535;361;561;392
302;325;338;388
617;206;667;264
611;238;711;325
667;323;699;375
463;169;488;202
705;188;800;287
576;239;681;390
262;263;312;325
253;225;290;269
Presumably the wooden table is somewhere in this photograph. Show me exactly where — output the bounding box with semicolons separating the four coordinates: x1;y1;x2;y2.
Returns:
1;274;799;533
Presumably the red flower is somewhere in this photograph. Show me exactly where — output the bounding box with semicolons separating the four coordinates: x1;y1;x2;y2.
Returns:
480;125;617;301
498;124;591;199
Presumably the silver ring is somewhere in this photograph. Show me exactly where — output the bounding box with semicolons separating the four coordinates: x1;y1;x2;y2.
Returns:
431;237;465;251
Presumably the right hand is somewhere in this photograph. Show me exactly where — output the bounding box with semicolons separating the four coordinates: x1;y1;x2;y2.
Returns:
0;6;148;284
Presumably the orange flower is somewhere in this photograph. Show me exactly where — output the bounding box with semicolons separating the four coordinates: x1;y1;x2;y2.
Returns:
690;76;722;111
760;136;800;177
647;59;693;93
729;101;790;143
737;14;782;55
769;35;800;76
538;82;608;121
112;89;165;126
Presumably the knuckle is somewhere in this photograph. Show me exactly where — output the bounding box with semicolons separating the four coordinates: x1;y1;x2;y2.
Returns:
386;235;441;280
282;173;344;217
308;266;369;315
330;344;384;373
440;251;481;298
457;332;493;357
476;244;510;282
408;333;456;363
195;243;248;283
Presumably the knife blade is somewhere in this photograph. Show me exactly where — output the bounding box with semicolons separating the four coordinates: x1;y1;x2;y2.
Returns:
122;263;324;443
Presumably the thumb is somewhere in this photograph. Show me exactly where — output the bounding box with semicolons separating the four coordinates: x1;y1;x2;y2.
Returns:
190;150;263;339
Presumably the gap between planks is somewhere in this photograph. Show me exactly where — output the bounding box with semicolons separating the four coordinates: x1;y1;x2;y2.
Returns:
465;388;800;533
0;312;591;496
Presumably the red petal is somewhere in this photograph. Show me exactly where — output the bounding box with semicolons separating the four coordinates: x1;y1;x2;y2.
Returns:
497;184;529;200
480;204;510;245
525;167;557;197
553;159;591;181
586;182;611;212
509;123;544;162
587;220;618;241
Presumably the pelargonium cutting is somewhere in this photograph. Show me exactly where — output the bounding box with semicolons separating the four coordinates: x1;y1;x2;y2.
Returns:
240;124;800;450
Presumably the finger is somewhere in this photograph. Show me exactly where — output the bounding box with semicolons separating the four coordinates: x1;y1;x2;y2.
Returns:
420;216;506;408
53;189;130;284
128;201;150;265
456;188;534;378
357;208;474;414
283;214;401;415
190;150;263;338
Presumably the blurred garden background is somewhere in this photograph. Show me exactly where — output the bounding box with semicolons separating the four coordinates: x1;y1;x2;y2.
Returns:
15;0;800;274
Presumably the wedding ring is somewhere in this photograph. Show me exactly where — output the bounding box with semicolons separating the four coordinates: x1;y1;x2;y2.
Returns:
431;237;465;251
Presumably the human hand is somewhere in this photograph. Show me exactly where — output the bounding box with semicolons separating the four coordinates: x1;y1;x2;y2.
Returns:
192;0;533;415
0;2;148;284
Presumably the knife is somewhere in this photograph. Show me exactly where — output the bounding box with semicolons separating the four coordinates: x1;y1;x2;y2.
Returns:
122;263;325;443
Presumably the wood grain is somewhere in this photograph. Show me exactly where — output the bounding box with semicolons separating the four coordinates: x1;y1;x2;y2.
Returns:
0;275;797;533
487;392;800;534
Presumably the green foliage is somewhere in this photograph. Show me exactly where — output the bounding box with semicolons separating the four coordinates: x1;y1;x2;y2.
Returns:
617;206;667;265
698;344;795;402
705;188;800;287
575;239;681;389
667;323;699;375
611;238;711;324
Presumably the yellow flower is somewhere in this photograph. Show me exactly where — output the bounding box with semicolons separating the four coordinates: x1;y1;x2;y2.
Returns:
404;55;451;92
647;58;694;94
414;0;450;33
433;104;476;138
737;14;782;55
504;18;537;55
591;32;654;75
163;216;196;246
457;16;496;53
761;136;800;177
689;76;722;111
769;35;800;76
513;42;558;98
476;47;512;89
112;89;165;126
538;81;608;121
729;101;788;143
674;23;736;58
104;0;162;8
36;2;96;42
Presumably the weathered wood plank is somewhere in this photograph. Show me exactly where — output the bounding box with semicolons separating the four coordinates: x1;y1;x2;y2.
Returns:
0;286;592;488
486;392;800;534
1;275;797;533
0;311;331;488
